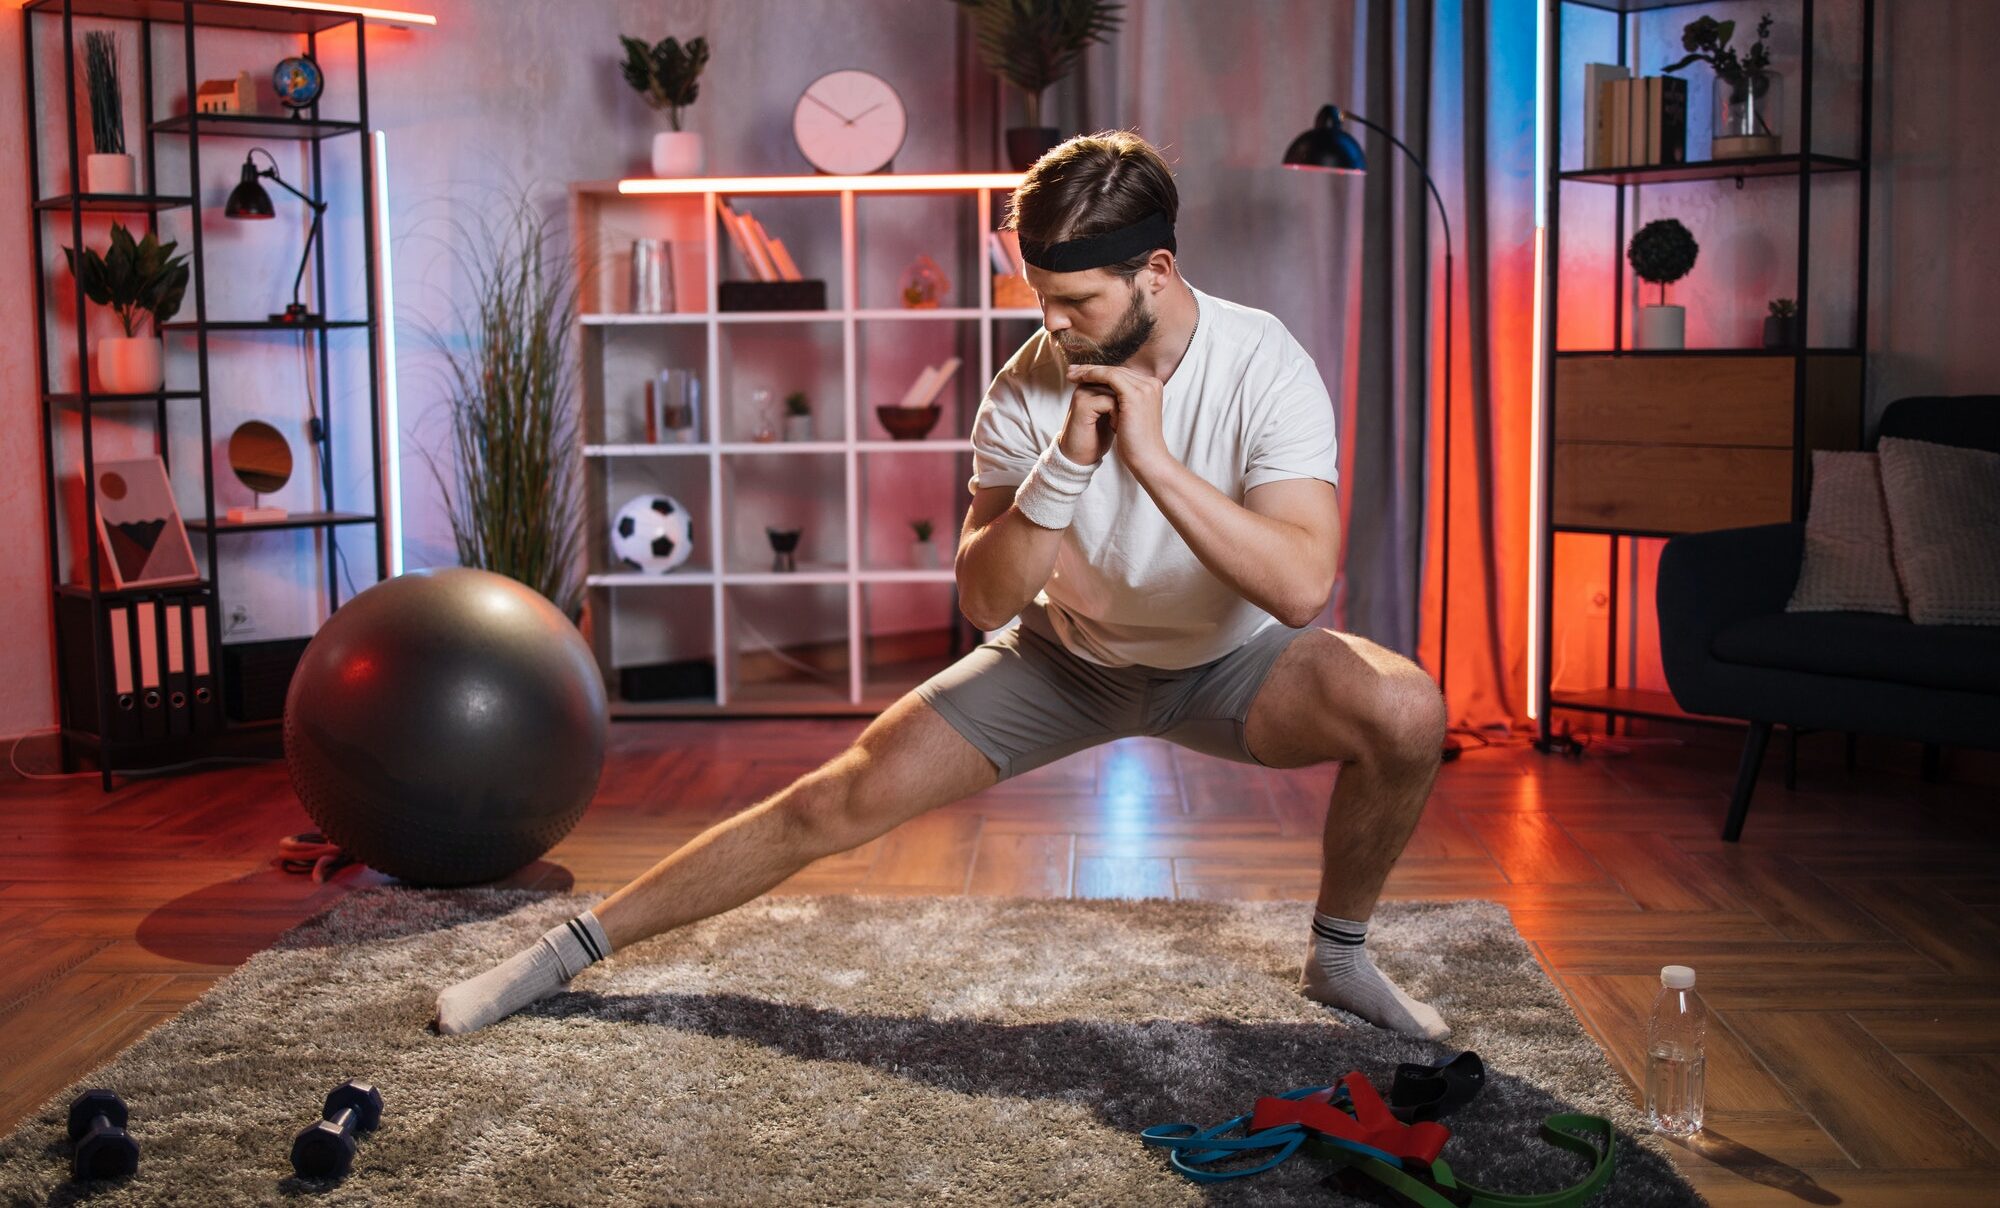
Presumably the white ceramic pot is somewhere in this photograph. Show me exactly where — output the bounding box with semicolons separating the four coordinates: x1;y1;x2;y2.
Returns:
783;414;814;443
86;152;136;195
1636;304;1686;350
910;540;941;570
651;130;704;177
97;335;163;393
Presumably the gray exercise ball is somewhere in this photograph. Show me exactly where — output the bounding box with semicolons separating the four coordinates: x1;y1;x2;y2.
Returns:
283;567;607;886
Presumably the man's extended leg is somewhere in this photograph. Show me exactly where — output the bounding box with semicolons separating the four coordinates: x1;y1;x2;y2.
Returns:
435;691;1000;1034
1243;627;1451;1040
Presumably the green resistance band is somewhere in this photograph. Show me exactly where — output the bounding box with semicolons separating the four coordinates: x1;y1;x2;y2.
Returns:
1307;1112;1616;1208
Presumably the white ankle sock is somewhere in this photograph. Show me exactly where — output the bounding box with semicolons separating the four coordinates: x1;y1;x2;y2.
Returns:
434;910;613;1036
1300;911;1450;1041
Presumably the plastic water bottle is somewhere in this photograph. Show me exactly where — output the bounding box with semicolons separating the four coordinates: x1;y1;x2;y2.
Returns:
1645;964;1707;1137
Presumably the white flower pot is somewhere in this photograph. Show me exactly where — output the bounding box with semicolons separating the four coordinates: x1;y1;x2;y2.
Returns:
783;414;814;442
86;152;136;195
97;335;163;393
910;540;941;570
1636;304;1686;350
651;131;704;177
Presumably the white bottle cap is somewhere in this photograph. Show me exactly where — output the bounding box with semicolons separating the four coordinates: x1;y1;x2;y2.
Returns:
1661;964;1696;989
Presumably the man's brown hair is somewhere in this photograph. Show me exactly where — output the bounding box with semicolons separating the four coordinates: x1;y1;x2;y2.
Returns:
1004;130;1179;280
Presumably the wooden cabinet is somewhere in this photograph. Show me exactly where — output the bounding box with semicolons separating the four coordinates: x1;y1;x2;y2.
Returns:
1552;354;1862;534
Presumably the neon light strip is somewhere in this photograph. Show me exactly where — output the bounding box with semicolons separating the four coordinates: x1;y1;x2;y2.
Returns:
371;130;404;576
216;0;438;26
618;172;1025;196
1527;0;1549;721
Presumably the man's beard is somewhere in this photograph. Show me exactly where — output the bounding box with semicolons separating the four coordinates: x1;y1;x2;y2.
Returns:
1056;285;1156;367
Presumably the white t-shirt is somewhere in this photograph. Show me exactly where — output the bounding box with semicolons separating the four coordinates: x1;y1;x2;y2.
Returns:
967;281;1339;669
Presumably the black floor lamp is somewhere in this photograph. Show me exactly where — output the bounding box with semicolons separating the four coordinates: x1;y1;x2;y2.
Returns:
1285;104;1461;761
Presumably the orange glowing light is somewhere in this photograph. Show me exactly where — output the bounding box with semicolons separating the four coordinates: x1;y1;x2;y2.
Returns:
216;0;437;26
618;173;1025;196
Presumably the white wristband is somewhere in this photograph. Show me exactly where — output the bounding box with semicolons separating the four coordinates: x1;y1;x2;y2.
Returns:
1012;438;1100;529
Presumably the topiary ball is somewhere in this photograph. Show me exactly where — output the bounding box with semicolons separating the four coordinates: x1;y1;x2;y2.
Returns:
1627;218;1700;287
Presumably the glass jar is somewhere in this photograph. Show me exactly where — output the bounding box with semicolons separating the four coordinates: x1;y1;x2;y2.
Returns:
1713;69;1781;159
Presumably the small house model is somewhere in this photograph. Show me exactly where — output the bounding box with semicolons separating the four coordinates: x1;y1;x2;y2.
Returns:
196;70;256;115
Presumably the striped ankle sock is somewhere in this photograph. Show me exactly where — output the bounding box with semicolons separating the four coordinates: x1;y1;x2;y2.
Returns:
435;910;613;1036
1301;911;1450;1041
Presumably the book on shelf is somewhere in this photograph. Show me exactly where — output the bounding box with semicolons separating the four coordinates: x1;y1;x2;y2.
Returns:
742;212;801;282
718;202;778;281
1591;73;1688;169
894;357;962;410
1651;75;1687;166
1584;62;1629;169
997;228;1025;278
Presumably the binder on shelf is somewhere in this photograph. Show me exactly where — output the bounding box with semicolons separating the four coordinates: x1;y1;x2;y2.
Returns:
164;601;190;736
107;604;140;741
190;602;218;726
134;600;166;740
1583;63;1630;169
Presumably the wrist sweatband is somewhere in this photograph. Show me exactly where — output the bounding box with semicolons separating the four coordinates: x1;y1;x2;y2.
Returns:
1012;438;1099;529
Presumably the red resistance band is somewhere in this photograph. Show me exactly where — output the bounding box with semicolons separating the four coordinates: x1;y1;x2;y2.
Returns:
1250;1071;1453;1167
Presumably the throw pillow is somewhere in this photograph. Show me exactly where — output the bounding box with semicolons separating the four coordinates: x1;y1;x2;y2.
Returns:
1877;436;2000;625
1786;450;1906;616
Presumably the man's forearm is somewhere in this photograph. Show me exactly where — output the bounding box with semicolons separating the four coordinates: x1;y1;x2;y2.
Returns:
1128;455;1332;627
954;503;1064;631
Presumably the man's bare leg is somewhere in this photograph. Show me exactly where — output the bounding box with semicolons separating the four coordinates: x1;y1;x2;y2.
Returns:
1243;628;1451;1040
435;692;999;1034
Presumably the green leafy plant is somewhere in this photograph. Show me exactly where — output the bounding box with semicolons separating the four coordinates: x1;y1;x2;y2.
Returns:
64;222;188;337
1626;218;1699;305
418;197;585;620
1663;12;1773;82
952;0;1123;128
784;390;811;417
1768;297;1796;318
83;30;124;156
910;518;935;542
619;34;709;131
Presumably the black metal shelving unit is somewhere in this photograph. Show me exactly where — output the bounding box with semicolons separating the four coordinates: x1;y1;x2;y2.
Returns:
23;0;388;789
1535;0;1874;749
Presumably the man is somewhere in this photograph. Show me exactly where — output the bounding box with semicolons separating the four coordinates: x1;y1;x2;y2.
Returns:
436;131;1449;1041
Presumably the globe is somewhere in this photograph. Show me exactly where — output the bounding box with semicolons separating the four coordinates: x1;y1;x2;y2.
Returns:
273;56;324;112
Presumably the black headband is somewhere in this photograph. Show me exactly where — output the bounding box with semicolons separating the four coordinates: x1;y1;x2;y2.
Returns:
1018;211;1176;273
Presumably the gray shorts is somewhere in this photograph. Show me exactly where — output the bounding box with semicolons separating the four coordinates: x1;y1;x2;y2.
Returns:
913;601;1311;781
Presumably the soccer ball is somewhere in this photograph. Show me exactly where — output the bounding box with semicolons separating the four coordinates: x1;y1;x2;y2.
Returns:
611;494;695;574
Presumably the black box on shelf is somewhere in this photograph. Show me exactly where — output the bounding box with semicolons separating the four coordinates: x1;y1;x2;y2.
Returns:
222;636;313;723
620;657;718;702
719;280;826;312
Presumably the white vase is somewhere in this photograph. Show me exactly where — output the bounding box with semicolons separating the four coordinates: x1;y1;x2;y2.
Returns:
1636;304;1686;350
910;540;940;570
783;414;814;443
651;130;704;177
97;335;163;393
86;152;136;195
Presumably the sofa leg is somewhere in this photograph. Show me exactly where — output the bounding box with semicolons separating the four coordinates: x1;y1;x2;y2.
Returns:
1724;721;1774;842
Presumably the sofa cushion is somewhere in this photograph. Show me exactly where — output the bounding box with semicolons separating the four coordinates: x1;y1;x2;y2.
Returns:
1787;450;1906;616
1878;437;2000;625
1712;610;2000;694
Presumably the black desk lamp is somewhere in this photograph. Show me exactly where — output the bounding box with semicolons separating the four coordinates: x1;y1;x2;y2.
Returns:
1285;104;1461;761
224;147;327;324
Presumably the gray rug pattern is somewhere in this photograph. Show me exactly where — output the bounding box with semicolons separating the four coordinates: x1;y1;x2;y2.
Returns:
0;891;1702;1205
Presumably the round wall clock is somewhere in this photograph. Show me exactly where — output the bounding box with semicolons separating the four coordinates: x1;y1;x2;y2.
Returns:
792;69;906;175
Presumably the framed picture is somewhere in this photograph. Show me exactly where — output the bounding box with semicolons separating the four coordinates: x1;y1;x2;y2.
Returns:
90;456;200;590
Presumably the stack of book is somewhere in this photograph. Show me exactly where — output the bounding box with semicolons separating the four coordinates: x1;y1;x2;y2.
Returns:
1584;64;1688;169
719;202;804;282
986;229;1036;308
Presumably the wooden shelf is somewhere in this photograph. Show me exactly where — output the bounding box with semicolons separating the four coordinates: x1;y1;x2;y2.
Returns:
25;0;372;33
34;193;192;213
48;390;203;409
1561;153;1862;187
153;113;364;141
186;510;374;534
164;318;370;332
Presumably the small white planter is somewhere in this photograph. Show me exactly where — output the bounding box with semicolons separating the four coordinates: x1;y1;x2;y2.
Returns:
86;152;136;195
97;335;163;393
783;414;814;443
651;131;704;177
910;540;941;570
1636;304;1686;350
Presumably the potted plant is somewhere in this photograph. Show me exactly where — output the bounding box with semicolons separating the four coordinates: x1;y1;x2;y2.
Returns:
1626;218;1699;350
782;390;814;442
1663;12;1780;159
417;196;586;621
64;222;188;393
1763;297;1797;349
82;31;135;194
620;33;710;177
953;0;1123;170
910;518;940;569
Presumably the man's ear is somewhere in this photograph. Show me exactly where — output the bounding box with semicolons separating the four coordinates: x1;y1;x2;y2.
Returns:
1142;248;1175;295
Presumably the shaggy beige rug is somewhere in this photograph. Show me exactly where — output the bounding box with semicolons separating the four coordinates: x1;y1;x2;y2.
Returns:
0;891;1700;1205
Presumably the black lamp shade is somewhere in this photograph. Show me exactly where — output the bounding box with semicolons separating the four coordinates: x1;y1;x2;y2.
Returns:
224;159;275;219
1283;105;1367;174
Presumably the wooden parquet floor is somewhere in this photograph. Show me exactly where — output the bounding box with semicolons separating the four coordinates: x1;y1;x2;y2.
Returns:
2;719;1997;1205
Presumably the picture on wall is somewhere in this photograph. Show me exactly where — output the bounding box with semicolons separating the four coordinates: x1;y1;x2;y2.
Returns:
90;456;200;589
